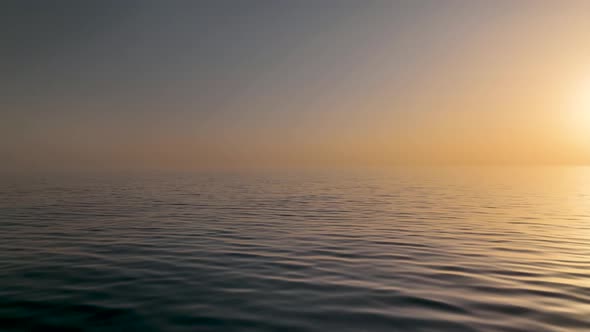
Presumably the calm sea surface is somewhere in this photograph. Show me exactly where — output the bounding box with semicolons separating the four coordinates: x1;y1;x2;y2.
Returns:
1;167;589;332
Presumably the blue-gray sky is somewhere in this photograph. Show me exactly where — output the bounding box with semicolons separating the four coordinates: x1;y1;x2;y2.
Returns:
3;1;590;171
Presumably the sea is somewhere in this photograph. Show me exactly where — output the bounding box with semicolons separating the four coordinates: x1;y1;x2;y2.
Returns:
1;167;589;332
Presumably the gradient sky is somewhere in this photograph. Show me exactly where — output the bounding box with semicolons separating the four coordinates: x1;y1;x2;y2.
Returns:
3;0;590;171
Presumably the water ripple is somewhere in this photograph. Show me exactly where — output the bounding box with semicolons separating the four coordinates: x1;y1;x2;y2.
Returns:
1;168;590;331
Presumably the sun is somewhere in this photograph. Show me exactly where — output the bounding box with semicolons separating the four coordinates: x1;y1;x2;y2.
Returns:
568;76;590;145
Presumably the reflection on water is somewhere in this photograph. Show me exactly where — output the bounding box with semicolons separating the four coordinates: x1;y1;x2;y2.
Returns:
1;167;589;331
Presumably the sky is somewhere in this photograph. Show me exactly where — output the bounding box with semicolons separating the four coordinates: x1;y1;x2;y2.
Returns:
2;0;590;171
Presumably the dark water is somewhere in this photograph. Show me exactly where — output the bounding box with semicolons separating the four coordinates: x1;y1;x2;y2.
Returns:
1;167;590;332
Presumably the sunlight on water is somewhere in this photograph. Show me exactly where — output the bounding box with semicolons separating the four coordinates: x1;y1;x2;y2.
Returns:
0;167;589;331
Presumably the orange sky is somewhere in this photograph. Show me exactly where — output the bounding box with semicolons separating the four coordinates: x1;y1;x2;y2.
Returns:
3;1;590;171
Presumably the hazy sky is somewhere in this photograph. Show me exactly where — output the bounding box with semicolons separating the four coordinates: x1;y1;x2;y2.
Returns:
3;0;590;171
